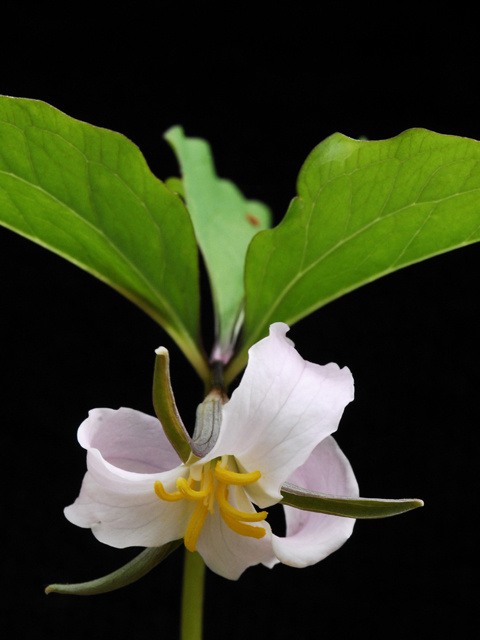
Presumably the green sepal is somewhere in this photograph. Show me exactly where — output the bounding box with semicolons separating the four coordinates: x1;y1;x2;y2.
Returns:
281;482;424;518
153;347;191;463
191;388;226;458
45;540;182;596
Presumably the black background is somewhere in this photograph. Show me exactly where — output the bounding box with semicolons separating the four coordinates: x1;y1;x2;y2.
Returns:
2;7;478;639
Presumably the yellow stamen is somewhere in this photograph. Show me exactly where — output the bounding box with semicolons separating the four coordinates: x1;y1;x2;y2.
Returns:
216;482;268;522
184;501;209;552
220;509;267;539
154;480;184;502
177;469;213;501
215;462;261;485
154;459;268;548
206;482;216;513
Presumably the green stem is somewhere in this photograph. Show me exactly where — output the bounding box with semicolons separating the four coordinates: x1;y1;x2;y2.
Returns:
181;550;205;640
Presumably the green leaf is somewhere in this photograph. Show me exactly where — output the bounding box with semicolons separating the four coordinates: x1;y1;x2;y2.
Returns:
164;126;271;360
226;129;480;382
0;97;208;382
281;483;424;519
45;541;182;595
165;176;185;199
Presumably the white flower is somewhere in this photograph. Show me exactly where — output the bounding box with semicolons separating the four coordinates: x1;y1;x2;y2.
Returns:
65;323;358;580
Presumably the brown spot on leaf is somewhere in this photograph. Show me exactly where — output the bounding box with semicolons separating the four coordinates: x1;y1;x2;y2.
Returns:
246;213;261;227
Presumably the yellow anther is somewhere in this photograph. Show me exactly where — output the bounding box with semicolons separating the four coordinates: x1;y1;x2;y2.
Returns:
155;460;267;549
177;470;213;501
215;461;262;485
216;482;268;522
154;481;184;502
154;476;195;502
220;509;267;539
184;501;209;552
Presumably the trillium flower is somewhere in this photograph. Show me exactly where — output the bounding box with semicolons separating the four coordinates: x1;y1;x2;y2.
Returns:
65;323;358;580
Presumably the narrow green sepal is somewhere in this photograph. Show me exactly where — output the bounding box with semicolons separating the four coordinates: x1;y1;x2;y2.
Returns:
191;361;227;458
45;540;182;596
192;389;225;458
281;482;424;519
153;347;192;463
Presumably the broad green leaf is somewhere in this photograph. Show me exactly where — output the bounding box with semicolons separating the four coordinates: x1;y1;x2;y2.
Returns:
45;541;182;595
164;126;271;360
281;483;423;519
226;129;480;382
0;97;208;382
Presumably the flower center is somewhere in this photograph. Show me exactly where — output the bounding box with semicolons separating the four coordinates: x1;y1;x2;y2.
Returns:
154;458;267;552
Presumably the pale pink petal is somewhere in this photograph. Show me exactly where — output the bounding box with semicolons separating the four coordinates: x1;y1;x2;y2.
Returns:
196;486;276;580
65;407;193;548
197;323;354;508
271;436;358;567
78;407;181;473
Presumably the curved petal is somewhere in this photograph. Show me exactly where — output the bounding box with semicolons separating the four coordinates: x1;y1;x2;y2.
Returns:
78;407;181;473
271;436;358;567
197;323;354;508
65;407;193;548
196;486;276;580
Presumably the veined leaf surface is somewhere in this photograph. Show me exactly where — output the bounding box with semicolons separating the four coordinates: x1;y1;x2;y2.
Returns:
0;97;208;380
226;129;480;382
